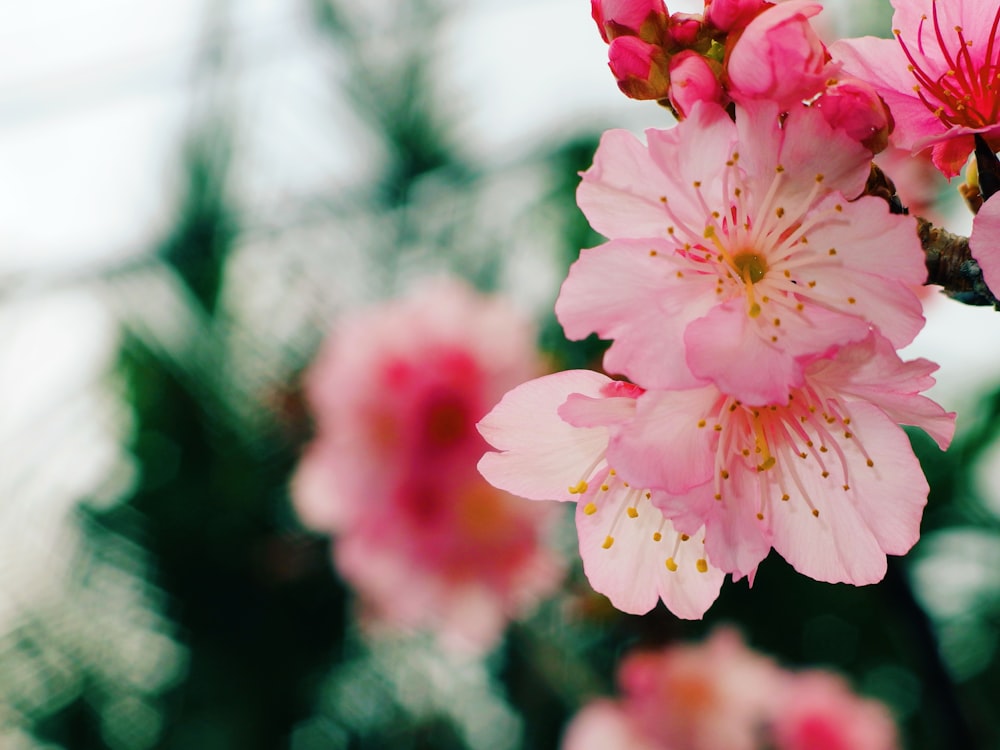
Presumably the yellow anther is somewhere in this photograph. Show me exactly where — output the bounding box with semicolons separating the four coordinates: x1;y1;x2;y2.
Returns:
696;559;709;573
602;536;615;549
569;480;589;494
781;493;790;501
627;506;639;519
680;534;690;541
757;457;776;472
601;484;610;492
756;512;764;520
812;509;820;518
653;532;662;542
583;502;597;516
666;557;678;572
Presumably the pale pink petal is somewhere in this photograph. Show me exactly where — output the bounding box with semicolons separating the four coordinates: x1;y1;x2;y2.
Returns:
970;193;1000;301
809;334;956;450
559;391;639;428
684;302;869;406
768;401;926;584
609;388;720;495
577;129;679;239
645;101;737;209
477;370;612;502
555;239;716;389
653;479;772;582
575;484;724;618
685;301;803;405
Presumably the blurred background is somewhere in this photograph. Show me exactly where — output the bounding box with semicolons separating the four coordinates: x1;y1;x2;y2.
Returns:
3;0;1000;748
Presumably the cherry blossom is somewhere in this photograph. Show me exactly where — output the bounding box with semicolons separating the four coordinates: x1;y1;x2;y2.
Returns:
292;277;562;651
561;100;926;405
477;370;725;619
609;334;955;584
833;0;1000;177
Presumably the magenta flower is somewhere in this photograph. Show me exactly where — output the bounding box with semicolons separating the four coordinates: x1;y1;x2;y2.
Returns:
561;101;926;405
609;334;955;584
833;0;1000;177
478;370;725;619
293;277;563;651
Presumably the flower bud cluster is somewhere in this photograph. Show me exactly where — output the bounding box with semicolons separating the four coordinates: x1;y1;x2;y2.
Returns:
592;0;893;154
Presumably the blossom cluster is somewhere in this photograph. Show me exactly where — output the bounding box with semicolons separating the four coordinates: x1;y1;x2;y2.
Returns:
562;629;901;750
293;278;563;651
477;0;974;619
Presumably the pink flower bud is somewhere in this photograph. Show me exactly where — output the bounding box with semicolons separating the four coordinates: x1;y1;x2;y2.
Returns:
705;0;769;32
726;0;830;107
667;12;702;46
592;0;669;44
812;78;894;154
608;36;672;100
668;51;724;118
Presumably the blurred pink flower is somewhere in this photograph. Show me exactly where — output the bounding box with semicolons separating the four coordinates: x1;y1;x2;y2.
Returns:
561;630;902;750
726;1;832;108
561;629;784;750
478;370;725;619
562;100;925;405
293;277;563;651
772;671;901;750
833;0;1000;177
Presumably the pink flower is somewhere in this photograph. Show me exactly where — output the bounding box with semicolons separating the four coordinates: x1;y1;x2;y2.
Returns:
812;78;894;154
833;0;1000;177
563;101;926;405
592;0;669;43
293;277;563;651
611;333;955;583
561;631;903;750
705;0;769;32
478;370;725;619
726;1;832;108
668;50;725;117
608;36;672;100
771;671;901;750
561;629;786;750
968;193;1000;296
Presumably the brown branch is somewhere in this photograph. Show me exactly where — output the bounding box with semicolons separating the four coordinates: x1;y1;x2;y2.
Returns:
917;217;1000;308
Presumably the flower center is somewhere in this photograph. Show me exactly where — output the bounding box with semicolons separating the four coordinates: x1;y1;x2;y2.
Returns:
895;3;1000;129
731;251;768;284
